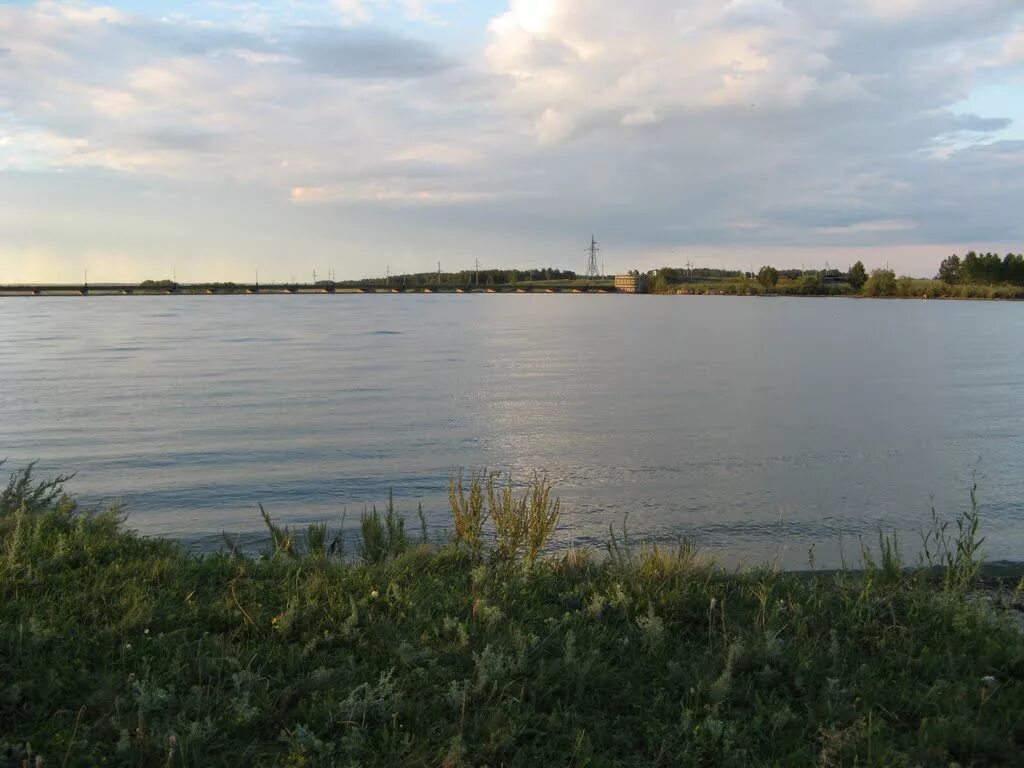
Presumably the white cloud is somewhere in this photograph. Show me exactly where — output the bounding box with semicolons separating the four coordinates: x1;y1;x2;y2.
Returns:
487;0;851;144
1;0;1024;282
291;182;492;204
993;29;1024;66
332;0;373;24
389;143;481;165
816;219;918;235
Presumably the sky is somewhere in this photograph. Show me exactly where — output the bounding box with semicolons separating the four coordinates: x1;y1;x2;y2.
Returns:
1;0;1023;282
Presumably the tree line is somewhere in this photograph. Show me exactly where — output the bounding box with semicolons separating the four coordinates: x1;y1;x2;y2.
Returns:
135;250;1022;296
937;252;1024;286
327;267;582;289
650;250;1023;297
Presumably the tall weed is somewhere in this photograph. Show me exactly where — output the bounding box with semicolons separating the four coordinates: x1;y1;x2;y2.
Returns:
920;482;985;592
448;468;487;551
451;469;561;562
359;491;408;565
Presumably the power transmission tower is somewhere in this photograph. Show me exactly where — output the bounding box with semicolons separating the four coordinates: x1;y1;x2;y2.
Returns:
584;235;601;279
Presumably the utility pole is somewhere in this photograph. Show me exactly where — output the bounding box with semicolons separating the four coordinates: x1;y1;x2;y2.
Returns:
475;259;480;287
437;262;441;289
313;269;317;285
585;235;601;279
386;265;390;288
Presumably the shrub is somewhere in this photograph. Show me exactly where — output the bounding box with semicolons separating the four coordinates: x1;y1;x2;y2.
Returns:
862;268;897;296
756;266;778;288
797;272;824;295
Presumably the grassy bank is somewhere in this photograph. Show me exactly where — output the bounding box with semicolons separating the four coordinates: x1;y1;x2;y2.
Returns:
657;276;1024;299
663;280;850;297
2;465;1023;766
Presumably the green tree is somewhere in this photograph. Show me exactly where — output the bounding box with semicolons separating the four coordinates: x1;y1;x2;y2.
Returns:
937;254;961;284
847;261;867;290
1004;253;1024;285
756;266;779;288
960;251;980;283
863;268;897;297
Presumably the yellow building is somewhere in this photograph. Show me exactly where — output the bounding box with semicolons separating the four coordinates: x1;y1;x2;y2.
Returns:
614;273;646;293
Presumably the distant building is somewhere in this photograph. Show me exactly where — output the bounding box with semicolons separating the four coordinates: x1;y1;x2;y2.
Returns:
614;273;646;293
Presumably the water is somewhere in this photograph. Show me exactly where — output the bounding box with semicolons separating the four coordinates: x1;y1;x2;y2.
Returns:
2;294;1022;567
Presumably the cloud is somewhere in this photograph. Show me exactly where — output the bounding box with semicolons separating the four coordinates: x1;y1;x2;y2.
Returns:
286;26;454;79
488;0;876;147
333;0;374;25
851;0;1017;25
135;127;226;153
0;2;471;185
945;114;1013;133
291;182;492;205
816;219;918;235
479;0;1024;248
389;143;481;165
1;0;1024;282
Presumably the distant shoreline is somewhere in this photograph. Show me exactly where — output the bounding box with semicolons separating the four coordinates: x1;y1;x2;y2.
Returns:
3;286;1023;300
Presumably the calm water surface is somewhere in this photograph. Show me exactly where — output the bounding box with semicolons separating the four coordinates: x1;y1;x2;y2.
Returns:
2;295;1022;567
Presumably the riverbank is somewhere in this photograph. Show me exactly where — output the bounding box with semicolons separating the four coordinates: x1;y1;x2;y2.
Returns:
659;277;1024;300
2;466;1023;766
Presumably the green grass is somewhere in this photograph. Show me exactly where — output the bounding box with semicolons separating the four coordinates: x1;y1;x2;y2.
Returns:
2;463;1023;766
889;279;1024;300
658;275;1024;299
662;279;852;297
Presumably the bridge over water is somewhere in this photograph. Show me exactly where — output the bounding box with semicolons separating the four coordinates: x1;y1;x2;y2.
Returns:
0;283;615;296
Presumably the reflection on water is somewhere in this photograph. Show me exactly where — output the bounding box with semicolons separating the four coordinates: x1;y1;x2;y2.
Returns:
2;294;1022;567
